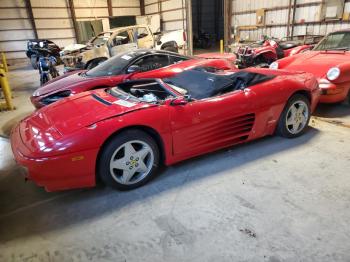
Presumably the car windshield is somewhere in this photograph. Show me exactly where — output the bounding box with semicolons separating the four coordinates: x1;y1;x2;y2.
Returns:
313;32;350;51
90;32;112;46
109;80;175;103
85;52;138;77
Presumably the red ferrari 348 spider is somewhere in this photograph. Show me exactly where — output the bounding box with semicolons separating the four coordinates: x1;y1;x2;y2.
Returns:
11;68;319;191
30;49;236;108
270;29;350;103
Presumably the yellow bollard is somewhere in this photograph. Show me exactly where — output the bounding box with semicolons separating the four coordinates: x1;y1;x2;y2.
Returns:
1;52;8;72
0;68;14;110
220;39;224;54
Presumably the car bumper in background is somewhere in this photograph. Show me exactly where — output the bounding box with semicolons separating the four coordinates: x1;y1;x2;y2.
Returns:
318;79;350;103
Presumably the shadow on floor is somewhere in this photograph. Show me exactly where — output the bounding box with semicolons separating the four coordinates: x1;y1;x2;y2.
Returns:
313;101;350;119
0;127;320;242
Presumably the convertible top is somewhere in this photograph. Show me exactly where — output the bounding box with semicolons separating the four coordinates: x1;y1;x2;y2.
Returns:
164;69;275;99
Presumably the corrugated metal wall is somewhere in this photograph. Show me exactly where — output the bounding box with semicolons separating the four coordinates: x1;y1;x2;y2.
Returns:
144;0;186;31
0;0;141;62
232;0;350;41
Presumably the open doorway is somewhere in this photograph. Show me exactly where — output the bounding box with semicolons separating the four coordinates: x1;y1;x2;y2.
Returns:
191;0;224;54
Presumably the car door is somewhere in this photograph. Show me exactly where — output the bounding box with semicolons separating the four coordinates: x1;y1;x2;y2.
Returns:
134;26;154;49
169;89;257;157
109;29;137;57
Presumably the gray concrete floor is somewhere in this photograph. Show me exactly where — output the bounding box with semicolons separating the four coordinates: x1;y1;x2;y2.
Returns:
0;64;350;262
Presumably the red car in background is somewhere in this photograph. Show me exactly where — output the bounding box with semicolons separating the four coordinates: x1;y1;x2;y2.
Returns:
12;68;319;191
31;49;236;108
234;38;313;69
270;30;350;103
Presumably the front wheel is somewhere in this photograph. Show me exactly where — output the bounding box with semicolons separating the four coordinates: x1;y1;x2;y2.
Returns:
98;130;160;190
276;94;311;138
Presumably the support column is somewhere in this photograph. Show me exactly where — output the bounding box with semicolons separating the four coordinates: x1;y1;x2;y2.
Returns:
185;0;193;55
140;0;145;15
108;0;113;17
25;0;38;39
68;0;79;43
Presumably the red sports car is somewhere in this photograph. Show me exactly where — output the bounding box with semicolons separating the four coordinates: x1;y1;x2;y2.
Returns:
11;68;319;192
31;49;236;108
270;29;350;103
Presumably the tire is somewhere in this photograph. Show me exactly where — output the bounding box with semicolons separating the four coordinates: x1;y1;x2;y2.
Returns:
163;46;178;53
30;55;38;70
276;94;311;138
98;129;160;190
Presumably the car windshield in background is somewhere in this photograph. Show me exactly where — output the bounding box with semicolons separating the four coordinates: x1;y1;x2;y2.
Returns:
91;33;112;46
85;52;137;77
313;32;350;51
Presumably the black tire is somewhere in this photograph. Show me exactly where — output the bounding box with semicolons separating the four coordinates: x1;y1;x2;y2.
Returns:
163;46;178;53
276;94;311;138
30;55;38;70
98;129;160;190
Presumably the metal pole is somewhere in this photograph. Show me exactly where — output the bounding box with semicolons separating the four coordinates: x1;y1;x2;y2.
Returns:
1;53;8;72
291;0;297;38
185;0;193;56
287;0;292;37
223;0;232;52
0;69;14;111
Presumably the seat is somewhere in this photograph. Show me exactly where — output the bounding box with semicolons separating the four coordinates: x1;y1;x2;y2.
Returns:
279;41;298;50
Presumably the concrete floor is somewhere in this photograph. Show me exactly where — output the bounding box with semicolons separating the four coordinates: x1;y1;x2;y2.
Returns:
0;65;350;262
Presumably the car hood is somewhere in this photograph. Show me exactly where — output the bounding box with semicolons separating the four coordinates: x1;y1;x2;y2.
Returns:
60;44;88;56
281;51;350;77
22;89;153;146
33;71;88;96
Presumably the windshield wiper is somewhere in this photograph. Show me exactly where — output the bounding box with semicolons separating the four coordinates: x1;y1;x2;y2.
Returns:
324;47;350;51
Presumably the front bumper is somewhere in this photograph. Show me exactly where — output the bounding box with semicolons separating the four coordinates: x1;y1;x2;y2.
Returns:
318;79;350;103
10;124;97;192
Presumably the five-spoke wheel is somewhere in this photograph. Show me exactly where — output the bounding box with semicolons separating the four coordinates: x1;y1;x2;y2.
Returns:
98;130;159;190
277;94;311;138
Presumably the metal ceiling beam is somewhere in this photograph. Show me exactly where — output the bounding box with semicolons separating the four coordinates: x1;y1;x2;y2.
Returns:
25;0;38;39
68;0;80;43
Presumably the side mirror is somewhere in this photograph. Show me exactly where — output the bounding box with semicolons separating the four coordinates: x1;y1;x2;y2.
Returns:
170;95;190;106
127;65;141;74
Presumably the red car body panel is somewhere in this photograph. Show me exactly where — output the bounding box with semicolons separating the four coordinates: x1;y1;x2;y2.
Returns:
31;57;236;108
11;69;320;191
276;31;350;103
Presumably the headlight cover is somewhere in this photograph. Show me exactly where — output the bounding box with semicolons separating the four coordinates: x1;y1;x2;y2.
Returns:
327;67;340;81
270;62;279;70
40;90;72;105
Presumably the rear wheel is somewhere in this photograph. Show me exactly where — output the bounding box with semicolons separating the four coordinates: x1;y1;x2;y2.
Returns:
98;130;160;190
276;94;311;138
